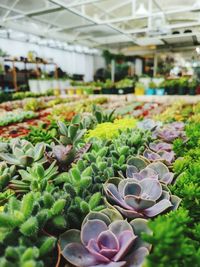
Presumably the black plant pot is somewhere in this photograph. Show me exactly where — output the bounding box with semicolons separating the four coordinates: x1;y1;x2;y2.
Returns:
117;87;134;95
101;87;116;94
189;87;196;95
178;86;188;95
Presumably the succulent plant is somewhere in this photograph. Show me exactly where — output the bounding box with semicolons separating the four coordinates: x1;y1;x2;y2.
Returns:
59;210;151;267
0;162;17;191
0;139;46;167
57;116;86;146
104;174;180;219
154;122;186;143
47;143;91;171
143;149;175;165
149;141;172;152
137;119;162;131
92;104;115;123
8;162;58;194
126;157;174;185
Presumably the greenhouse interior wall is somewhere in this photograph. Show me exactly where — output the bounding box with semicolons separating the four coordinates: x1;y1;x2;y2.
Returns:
0;37;105;81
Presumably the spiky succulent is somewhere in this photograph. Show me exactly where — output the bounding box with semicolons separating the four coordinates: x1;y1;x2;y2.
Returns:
0;139;46;167
59;209;151;267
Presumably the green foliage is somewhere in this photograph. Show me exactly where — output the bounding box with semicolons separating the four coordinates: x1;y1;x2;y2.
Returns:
9;162;58;194
25;123;57;145
0;111;37;127
143;208;200;267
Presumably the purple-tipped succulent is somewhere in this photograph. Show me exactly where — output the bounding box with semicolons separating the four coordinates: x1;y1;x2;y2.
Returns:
59;210;151;267
137;119;162;131
154;122;186;143
143;149;175;165
104;175;180;219
169;121;185;131
149;141;172;152
126;157;174;185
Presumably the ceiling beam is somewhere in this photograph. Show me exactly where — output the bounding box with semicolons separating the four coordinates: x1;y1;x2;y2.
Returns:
125;21;200;34
50;0;102;8
96;6;200;24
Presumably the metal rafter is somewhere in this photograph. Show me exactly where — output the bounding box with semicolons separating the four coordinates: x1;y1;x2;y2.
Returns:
0;0;200;50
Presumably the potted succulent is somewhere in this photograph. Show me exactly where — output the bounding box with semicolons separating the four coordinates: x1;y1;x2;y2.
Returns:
188;79;197;95
155;81;165;95
135;82;145;95
101;79;116;94
178;77;189;95
115;78;134;94
146;81;156;95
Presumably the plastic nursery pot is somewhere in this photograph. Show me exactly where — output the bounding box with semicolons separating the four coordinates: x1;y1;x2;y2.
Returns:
119;87;134;95
101;87;115;94
178;86;187;95
156;88;165;95
145;88;155;95
135;87;145;95
189;87;196;95
76;88;83;95
67;89;75;95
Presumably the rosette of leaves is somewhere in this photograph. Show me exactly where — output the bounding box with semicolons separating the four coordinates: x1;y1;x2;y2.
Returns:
104;176;180;219
0;162;17;191
59;209;151;267
46;116;91;171
143;149;175;165
25;123;58;145
126;156;175;185
137;119;162;131
149;141;172;152
8;162;58;194
92;104;115;123
0;139;46;167
154;122;186;143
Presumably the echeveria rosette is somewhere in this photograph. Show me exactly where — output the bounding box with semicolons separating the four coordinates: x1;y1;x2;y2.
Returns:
149;141;172;153
154;122;186;143
59;210;151;267
126;156;174;185
104;177;180;219
137;119;162;132
143;149;175;165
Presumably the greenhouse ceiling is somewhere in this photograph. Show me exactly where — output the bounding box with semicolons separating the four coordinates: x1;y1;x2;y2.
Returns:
1;0;200;54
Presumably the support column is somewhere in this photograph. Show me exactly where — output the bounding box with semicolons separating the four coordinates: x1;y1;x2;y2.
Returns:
111;59;115;83
153;53;158;77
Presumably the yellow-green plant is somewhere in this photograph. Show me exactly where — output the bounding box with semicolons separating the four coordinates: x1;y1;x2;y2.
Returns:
86;118;137;140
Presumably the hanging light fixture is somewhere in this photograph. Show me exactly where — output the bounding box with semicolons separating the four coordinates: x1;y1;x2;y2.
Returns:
135;3;148;16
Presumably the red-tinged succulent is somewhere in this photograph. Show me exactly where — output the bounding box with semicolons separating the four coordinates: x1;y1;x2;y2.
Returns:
104;177;180;219
59;210;151;267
